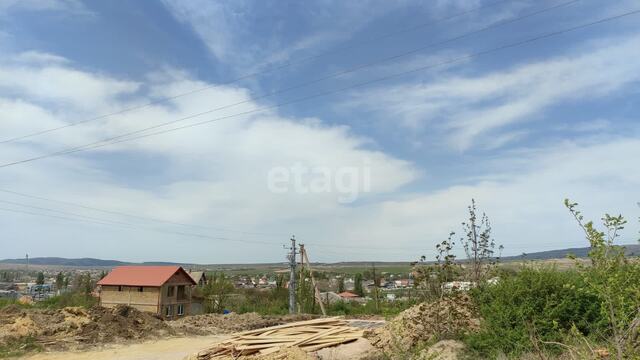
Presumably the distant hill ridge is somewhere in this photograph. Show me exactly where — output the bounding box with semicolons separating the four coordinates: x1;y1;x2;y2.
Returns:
500;244;640;261
2;244;639;267
0;257;181;267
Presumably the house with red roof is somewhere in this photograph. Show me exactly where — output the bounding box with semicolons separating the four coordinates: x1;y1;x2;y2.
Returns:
97;266;196;319
337;291;361;300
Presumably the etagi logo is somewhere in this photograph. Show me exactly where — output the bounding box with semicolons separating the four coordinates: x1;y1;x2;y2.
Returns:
267;161;371;204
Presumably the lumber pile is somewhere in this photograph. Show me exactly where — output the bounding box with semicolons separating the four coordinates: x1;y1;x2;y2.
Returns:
194;317;364;359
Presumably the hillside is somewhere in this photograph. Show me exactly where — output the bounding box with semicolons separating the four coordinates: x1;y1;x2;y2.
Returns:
501;244;640;261
3;244;639;267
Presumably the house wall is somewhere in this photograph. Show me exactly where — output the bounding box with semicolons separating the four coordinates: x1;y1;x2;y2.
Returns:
99;285;160;314
159;271;193;319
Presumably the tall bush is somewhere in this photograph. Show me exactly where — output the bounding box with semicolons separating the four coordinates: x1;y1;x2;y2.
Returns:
466;267;605;358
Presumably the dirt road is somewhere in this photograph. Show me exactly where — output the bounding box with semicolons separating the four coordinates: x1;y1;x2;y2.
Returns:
23;335;227;360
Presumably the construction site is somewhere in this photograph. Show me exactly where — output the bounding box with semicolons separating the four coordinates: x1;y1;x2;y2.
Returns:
0;292;480;359
2;0;640;359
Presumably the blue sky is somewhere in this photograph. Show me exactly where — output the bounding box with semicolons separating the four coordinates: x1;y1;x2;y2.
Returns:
0;0;639;264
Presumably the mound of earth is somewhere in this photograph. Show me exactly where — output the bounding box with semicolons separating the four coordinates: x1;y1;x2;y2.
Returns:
170;312;316;335
256;346;316;360
0;305;174;350
367;293;479;355
415;340;466;360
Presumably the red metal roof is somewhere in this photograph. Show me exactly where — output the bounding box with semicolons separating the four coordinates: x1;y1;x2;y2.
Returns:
337;291;360;298
97;266;196;287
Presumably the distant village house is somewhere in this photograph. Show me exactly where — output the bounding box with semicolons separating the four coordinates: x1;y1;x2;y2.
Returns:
188;271;207;287
97;266;196;319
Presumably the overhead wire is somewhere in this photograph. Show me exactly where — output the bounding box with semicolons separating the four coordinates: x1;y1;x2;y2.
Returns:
0;188;287;237
0;0;512;145
0;196;429;253
2;3;636;170
0;195;600;258
0;0;584;168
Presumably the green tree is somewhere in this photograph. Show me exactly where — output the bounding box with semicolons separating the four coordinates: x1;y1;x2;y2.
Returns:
414;232;462;299
297;268;316;313
55;272;64;291
81;273;93;295
371;263;381;312
203;272;235;313
461;199;502;284
337;276;345;293
565;199;640;359
354;273;364;297
35;272;45;285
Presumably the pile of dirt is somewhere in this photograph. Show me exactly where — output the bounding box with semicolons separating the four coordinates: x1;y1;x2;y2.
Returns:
0;305;174;350
415;340;466;360
366;294;479;355
255;347;316;360
170;313;316;335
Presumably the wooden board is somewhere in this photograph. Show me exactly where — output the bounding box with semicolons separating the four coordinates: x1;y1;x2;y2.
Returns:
195;317;364;359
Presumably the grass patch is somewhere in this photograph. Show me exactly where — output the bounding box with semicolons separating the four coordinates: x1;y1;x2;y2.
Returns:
0;337;42;358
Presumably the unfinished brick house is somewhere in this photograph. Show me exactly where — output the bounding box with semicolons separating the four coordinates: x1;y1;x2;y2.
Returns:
97;266;196;319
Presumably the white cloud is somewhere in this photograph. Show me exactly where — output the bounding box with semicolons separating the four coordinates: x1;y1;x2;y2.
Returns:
0;55;420;262
11;51;70;65
0;0;91;16
0;58;140;113
160;0;417;72
320;137;640;260
344;33;640;151
0;46;638;263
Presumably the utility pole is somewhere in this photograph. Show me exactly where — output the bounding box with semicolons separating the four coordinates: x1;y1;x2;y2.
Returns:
288;236;297;314
300;245;326;316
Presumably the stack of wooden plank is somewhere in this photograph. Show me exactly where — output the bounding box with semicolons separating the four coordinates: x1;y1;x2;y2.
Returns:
195;317;364;359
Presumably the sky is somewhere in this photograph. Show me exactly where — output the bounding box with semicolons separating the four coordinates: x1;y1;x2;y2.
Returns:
0;0;639;264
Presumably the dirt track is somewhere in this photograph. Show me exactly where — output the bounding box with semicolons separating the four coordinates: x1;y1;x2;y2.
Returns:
22;335;227;360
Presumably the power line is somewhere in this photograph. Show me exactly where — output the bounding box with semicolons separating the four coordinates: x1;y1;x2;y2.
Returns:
3;1;626;170
0;206;132;228
0;195;589;257
0;188;286;237
0;193;428;253
0;203;284;246
0;199;143;228
50;0;572;151
0;0;512;145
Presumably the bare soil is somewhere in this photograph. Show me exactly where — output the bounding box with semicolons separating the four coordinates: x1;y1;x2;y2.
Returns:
169;313;316;335
0;305;174;351
0;305;319;358
22;335;228;360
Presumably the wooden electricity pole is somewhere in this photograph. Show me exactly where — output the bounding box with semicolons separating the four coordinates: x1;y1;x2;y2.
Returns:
300;244;326;316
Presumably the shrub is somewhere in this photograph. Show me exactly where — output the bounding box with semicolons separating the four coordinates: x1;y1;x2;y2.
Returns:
36;292;98;309
465;267;606;358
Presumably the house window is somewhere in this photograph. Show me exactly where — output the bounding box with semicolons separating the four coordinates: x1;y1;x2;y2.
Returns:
167;286;175;297
165;305;173;317
177;285;186;300
118;286;122;292
138;286;143;292
177;304;184;316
